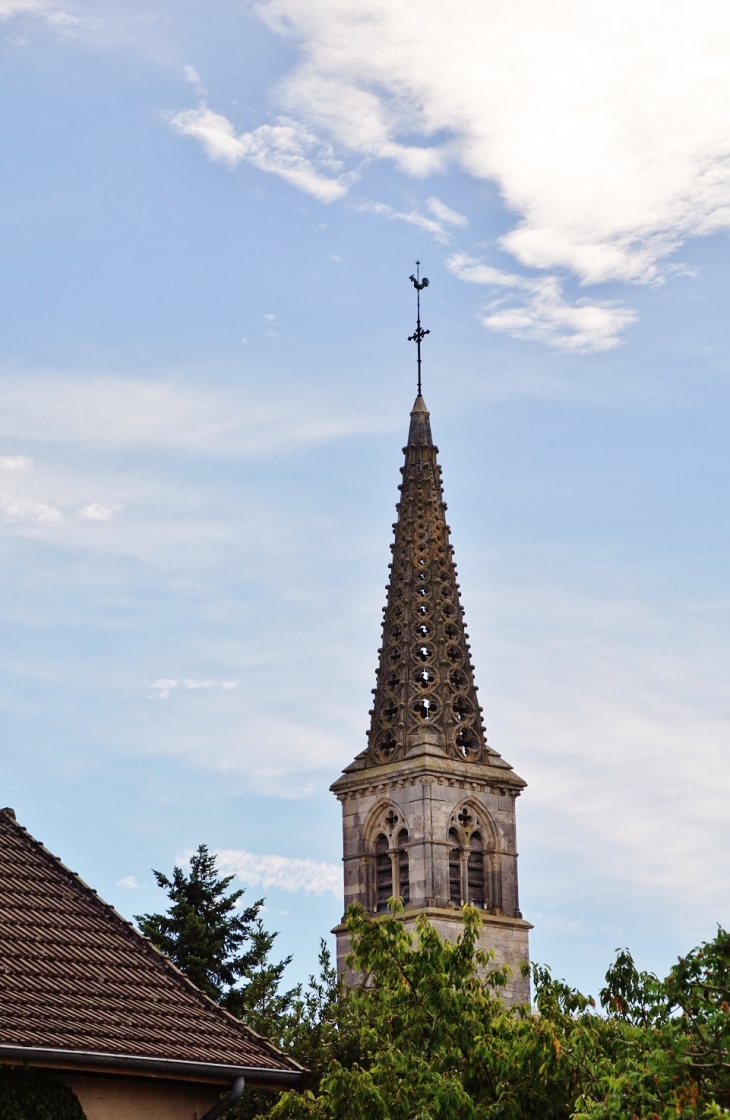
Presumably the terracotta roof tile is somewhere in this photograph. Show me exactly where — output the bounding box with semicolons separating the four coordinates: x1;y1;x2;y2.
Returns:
0;809;301;1074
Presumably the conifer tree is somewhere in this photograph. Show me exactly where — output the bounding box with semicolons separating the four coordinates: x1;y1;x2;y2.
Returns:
136;844;299;1036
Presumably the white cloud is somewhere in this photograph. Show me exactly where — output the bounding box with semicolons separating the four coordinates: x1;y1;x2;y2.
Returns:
117;874;140;888
144;707;350;797
246;0;730;296
0;373;395;457
481;280;637;354
79;501;124;521
425;196;467;228
446;253;637;351
169;106;353;202
216;847;342;896
356;199;453;243
0;456;32;471
445;256;522;288
182;679;239;690
149;679;178;699
0;496;62;522
149;678;239;698
0;0;56;16
0;0;86;30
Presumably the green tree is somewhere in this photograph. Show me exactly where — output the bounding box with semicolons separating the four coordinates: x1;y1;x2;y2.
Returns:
270;903;612;1120
232;940;365;1120
268;906;730;1120
581;929;730;1119
136;844;298;1035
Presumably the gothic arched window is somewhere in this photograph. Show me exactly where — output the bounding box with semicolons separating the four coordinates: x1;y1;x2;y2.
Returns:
397;829;410;904
448;828;461;905
467;832;486;907
375;834;392;912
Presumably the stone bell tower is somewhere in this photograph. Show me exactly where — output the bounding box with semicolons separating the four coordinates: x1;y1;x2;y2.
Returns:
331;392;531;1005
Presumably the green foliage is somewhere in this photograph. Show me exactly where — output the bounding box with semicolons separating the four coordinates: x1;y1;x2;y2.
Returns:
582;928;730;1119
267;907;730;1120
269;902;611;1120
136;844;299;1035
0;1066;86;1120
137;845;730;1120
231;940;365;1120
272;939;363;1081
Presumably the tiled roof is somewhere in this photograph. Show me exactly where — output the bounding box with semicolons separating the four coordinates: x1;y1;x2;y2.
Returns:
0;808;302;1078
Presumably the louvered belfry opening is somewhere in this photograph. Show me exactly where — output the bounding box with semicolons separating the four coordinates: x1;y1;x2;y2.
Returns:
375;834;392;912
367;396;487;766
448;828;462;905
467;833;486;907
397;828;410;903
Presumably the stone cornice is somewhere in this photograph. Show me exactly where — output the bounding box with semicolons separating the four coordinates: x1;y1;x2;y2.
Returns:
332;906;533;935
331;751;526;797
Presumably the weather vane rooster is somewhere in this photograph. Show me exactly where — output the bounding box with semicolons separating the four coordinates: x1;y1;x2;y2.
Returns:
408;262;430;396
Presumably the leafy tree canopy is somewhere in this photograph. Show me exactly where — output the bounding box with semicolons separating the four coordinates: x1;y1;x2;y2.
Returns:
267;905;730;1120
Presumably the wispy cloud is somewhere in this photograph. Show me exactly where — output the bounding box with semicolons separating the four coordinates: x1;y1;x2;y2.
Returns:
356;199;456;243
0;374;394;457
446;253;637;352
183;679;238;690
0;456;32;471
148;679;179;700
0;0;87;32
182;64;206;96
215;848;342;896
79;502;124;521
0;453;129;532
0;0;59;17
148;678;239;699
0;496;62;522
169;107;353;203
471;573;730;936
117;874;141;889
425;196;467;228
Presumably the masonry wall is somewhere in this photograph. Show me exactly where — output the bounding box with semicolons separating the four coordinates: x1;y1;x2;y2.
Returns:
62;1073;220;1120
337;767;523;917
334;761;531;1008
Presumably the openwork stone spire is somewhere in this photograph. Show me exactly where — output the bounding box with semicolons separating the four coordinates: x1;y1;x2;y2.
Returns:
367;394;492;767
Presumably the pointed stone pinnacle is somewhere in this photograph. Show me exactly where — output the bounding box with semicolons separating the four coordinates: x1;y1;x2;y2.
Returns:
407;394;432;448
366;396;487;766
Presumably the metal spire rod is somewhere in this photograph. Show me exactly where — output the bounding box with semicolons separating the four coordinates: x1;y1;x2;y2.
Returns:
408;262;430;396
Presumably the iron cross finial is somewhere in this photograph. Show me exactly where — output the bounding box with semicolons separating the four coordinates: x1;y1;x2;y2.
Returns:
408;262;430;396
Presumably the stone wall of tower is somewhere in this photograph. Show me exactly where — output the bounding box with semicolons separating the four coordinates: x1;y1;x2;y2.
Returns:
332;755;531;1007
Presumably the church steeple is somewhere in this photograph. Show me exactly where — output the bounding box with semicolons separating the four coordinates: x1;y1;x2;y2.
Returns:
366;393;508;768
330;279;530;1005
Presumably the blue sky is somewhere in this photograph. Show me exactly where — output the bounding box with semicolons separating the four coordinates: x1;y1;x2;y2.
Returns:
2;0;730;998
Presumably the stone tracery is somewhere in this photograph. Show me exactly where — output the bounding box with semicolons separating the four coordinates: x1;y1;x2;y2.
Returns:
368;396;493;766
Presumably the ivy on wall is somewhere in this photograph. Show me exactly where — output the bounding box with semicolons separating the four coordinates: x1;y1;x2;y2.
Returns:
0;1066;86;1120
